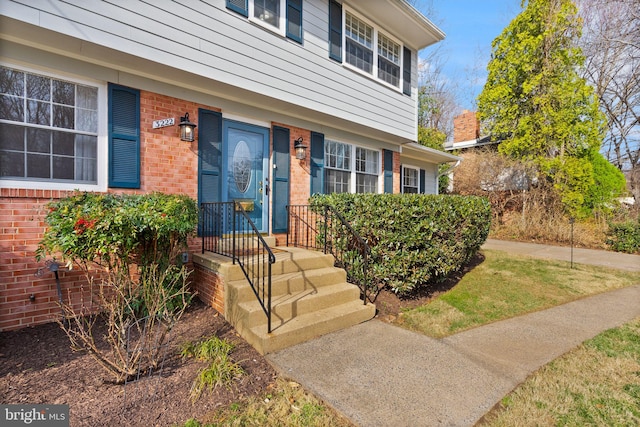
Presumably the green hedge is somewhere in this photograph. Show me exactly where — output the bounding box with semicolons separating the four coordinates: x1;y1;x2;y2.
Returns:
310;193;491;295
606;217;640;254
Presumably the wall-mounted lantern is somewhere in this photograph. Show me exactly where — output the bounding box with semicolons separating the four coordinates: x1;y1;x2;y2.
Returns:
178;112;197;142
294;137;308;160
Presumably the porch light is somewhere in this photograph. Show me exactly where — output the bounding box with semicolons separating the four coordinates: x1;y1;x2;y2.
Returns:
294;137;307;160
178;112;197;142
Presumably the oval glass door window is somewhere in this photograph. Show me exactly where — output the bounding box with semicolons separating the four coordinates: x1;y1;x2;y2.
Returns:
232;140;252;194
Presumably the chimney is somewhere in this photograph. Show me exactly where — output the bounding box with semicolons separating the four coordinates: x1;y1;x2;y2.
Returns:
453;110;480;143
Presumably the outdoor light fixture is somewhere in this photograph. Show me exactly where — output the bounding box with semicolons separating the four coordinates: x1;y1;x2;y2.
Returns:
178;112;197;142
294;137;307;160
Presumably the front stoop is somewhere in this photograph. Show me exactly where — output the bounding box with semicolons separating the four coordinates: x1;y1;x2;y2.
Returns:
202;247;376;355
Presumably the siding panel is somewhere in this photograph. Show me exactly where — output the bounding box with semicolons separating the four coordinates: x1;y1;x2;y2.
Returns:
6;0;420;140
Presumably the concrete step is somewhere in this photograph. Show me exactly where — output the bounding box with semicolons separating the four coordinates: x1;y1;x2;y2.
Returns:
236;282;362;326
193;247;336;282
228;266;347;303
242;300;376;355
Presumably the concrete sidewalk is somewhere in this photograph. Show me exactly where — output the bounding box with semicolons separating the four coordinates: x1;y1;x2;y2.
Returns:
267;241;640;426
483;238;640;271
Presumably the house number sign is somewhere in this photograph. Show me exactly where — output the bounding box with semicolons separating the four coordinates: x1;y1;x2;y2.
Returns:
152;118;175;129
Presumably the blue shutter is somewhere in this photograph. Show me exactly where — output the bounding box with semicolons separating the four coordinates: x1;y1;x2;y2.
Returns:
403;47;412;96
286;0;303;43
198;109;223;236
328;0;342;62
383;149;393;193
108;84;140;188
272;126;290;233
310;131;324;195
226;0;248;16
420;169;426;194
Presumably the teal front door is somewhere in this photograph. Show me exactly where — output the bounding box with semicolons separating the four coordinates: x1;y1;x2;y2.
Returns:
223;120;270;232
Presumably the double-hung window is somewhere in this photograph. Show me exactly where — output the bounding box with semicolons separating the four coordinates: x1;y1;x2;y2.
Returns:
355;147;379;193
341;10;404;90
0;65;101;188
328;1;411;93
402;166;419;194
325;140;351;193
325;140;380;194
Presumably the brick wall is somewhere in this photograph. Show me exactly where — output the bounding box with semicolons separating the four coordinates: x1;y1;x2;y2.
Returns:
0;92;218;331
453;110;480;143
191;264;225;314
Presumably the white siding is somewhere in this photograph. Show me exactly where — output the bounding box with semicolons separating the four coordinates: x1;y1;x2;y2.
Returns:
1;0;421;141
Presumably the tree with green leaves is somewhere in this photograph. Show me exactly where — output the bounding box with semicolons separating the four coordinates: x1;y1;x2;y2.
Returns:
478;0;625;217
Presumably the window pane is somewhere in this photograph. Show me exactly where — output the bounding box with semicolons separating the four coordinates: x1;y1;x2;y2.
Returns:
76;134;97;158
52;80;74;106
75;157;97;182
52;131;75;155
0;150;24;177
379;57;400;87
0;123;25;151
378;34;400;65
27;153;50;178
53;156;74;180
27;128;51;153
77;108;97;132
325;169;350;193
325;140;351;171
0;67;24;96
52;104;74;129
0;94;24;121
254;0;279;27
77;85;98;110
345;13;372;48
346;40;373;74
356;173;377;193
356;147;378;174
26;74;50;101
27;100;50;125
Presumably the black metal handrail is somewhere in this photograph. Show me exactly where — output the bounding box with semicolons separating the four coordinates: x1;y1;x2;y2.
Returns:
286;204;376;304
201;202;275;333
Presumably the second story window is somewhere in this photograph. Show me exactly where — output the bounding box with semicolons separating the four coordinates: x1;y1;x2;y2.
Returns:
227;0;303;43
345;13;373;74
252;0;281;28
328;2;411;94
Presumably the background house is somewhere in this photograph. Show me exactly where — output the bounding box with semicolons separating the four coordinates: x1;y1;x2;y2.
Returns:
0;0;457;331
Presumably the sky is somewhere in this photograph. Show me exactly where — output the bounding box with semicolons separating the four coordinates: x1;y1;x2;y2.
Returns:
417;1;522;110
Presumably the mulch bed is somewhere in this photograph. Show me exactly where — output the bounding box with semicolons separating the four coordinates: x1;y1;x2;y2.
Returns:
0;253;483;426
0;301;277;427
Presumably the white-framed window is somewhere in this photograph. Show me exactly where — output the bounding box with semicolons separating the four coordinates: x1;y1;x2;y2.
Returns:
325;140;380;194
402;165;420;194
250;0;285;34
343;9;403;90
227;0;303;43
0;64;107;191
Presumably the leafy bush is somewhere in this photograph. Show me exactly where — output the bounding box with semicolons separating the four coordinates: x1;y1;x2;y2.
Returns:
36;192;198;383
606;218;640;254
310;193;491;295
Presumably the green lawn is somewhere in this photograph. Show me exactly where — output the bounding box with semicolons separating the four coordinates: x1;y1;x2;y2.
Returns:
397;249;640;338
479;318;640;426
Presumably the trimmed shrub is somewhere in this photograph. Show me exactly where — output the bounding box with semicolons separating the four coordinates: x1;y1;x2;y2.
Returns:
606;218;640;254
311;193;491;295
36;191;198;383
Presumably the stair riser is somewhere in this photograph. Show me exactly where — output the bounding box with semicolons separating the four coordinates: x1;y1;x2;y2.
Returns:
237;285;362;326
243;304;376;355
229;269;347;303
